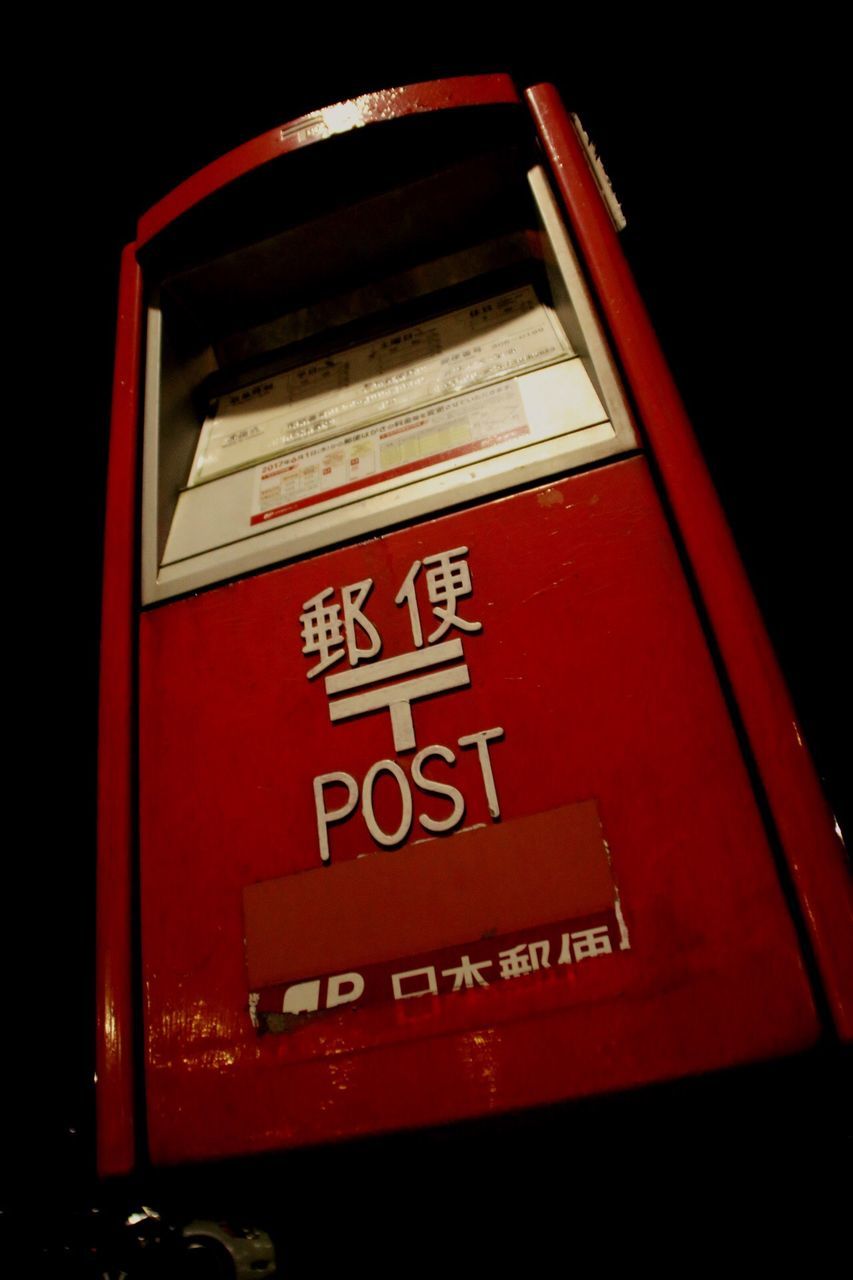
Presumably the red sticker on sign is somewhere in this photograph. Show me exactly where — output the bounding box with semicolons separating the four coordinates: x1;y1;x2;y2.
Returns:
244;801;628;1030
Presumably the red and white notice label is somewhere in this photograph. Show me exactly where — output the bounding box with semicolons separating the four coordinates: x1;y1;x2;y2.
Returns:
243;802;629;1031
190;284;570;486
250;379;529;526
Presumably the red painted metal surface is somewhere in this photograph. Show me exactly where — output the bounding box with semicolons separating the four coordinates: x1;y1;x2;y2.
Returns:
137;75;521;247
97;78;846;1178
526;83;852;1038
96;243;142;1177
139;458;817;1166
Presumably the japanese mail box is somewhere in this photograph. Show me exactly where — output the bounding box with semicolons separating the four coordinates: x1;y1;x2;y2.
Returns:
97;76;851;1175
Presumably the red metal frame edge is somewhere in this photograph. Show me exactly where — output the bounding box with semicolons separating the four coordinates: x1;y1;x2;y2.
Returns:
137;75;521;247
525;83;852;1038
96;243;142;1175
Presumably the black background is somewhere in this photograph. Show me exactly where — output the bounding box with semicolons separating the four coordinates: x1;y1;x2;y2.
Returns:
6;29;849;1267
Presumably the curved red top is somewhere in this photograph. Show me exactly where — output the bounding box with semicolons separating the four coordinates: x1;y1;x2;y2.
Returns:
137;74;521;247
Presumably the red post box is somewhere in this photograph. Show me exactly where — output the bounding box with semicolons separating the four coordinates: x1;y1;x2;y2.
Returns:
96;75;851;1179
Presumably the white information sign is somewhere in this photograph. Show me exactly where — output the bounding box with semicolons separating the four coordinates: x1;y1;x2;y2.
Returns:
188;285;571;486
250;381;529;528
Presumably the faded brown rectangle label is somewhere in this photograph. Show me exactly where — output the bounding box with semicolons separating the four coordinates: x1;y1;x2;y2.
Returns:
244;801;617;991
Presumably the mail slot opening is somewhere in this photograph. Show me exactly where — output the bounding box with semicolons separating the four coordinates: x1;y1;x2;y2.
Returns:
141;110;636;604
